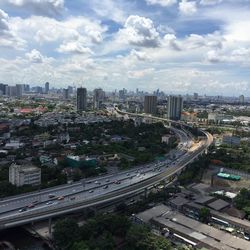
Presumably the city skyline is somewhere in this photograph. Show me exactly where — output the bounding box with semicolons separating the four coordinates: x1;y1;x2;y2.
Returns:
0;1;250;95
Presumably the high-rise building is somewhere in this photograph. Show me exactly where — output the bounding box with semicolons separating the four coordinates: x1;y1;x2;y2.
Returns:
6;86;17;97
68;86;73;94
77;87;87;111
144;95;157;114
0;83;7;95
63;88;69;100
239;95;244;104
193;92;198;100
45;82;49;94
167;95;183;120
93;88;105;109
16;84;23;97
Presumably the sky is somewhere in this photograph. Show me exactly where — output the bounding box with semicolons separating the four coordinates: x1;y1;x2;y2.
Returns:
1;0;250;96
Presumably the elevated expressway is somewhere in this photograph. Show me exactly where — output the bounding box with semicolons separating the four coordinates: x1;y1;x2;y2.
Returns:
0;111;213;230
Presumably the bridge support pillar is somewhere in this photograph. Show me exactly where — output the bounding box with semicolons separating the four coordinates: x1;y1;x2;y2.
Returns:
144;188;148;199
48;217;52;236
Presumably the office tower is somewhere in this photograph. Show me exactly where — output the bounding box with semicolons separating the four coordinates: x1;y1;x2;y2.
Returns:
16;84;23;97
193;92;198;100
23;84;30;93
0;83;7;95
167;95;183;120
144;95;157;114
93;88;105;109
239;95;244;104
6;86;17;97
45;82;49;94
77;87;87;111
63;88;69;100
68;86;73;94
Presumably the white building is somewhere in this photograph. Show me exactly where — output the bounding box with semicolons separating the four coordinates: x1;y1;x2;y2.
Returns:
9;163;41;187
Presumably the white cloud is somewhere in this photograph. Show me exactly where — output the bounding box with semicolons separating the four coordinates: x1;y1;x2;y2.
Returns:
57;41;93;54
118;15;160;47
3;0;64;17
179;0;197;16
200;0;223;5
206;50;221;63
145;0;177;7
130;49;149;61
185;33;223;49
91;0;127;24
25;49;44;63
128;68;154;79
11;16;105;44
0;9;25;49
163;34;181;50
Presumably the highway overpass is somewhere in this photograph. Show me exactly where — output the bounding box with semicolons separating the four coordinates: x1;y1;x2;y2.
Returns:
0;112;213;230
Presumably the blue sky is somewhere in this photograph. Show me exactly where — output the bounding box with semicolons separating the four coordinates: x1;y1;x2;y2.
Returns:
0;0;250;96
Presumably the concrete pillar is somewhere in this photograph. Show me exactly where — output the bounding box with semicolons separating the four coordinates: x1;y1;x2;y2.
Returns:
48;217;52;236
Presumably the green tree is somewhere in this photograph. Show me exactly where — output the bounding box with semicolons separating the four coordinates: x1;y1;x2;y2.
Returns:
53;218;80;250
199;207;210;223
70;241;89;250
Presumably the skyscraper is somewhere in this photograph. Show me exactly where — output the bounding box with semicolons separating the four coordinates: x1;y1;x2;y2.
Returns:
144;95;157;114
63;88;69;100
93;88;105;109
16;84;23;97
45;82;49;94
167;95;183;120
239;95;244;104
77;87;87;111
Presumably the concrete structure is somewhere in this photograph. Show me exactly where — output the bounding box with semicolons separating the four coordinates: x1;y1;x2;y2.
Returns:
167;95;183;120
208;113;233;123
93;88;105;109
77;87;87;111
133;204;250;250
45;82;49;94
144;95;157;114
15;84;23;97
63;88;69;100
239;95;245;104
9;163;41;187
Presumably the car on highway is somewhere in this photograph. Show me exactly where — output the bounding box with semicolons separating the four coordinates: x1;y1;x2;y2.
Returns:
105;179;110;182
114;180;121;184
86;181;92;184
48;194;55;198
57;196;64;200
32;200;38;204
89;190;94;193
19;207;27;213
70;197;76;200
46;201;53;205
103;185;109;189
126;173;130;176
27;204;35;208
94;181;101;185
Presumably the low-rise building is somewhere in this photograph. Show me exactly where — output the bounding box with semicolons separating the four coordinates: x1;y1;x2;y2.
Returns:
9;163;41;187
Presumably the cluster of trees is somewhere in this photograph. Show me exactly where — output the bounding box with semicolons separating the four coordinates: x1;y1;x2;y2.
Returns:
53;214;172;250
74;120;176;167
209;145;250;172
234;188;250;219
178;156;210;186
